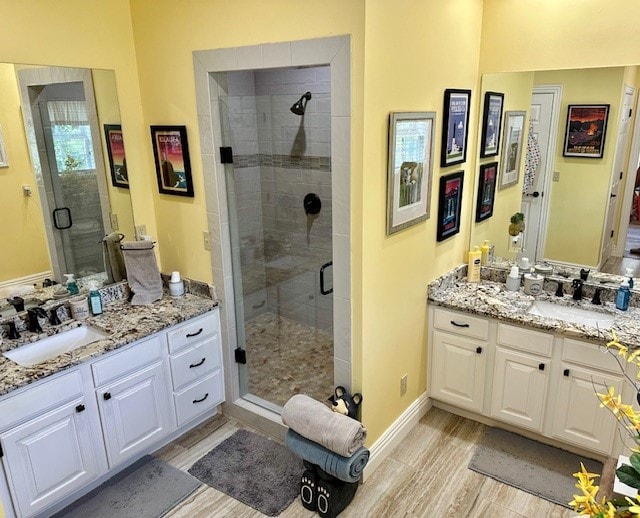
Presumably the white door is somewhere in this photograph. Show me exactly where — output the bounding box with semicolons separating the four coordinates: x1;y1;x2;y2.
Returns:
602;85;635;261
97;362;171;468
521;87;561;262
0;399;99;518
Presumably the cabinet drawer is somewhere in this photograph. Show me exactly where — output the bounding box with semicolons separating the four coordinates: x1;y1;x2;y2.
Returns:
0;370;83;431
433;308;489;340
169;335;221;391
167;311;219;354
174;372;223;427
497;323;553;357
562;338;620;374
92;336;162;387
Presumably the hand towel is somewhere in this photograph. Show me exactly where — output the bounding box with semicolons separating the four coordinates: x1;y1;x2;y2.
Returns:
285;429;369;483
120;241;163;305
281;394;366;457
102;232;126;283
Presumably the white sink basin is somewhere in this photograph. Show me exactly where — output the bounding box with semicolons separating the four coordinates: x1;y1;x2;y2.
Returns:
4;326;108;367
527;300;615;330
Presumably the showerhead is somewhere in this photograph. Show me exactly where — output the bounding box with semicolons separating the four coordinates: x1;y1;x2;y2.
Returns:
290;91;312;115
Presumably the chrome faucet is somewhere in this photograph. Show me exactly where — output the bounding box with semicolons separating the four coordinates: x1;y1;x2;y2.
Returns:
572;279;583;300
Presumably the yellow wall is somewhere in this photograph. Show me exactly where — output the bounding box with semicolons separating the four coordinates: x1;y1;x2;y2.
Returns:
472;72;534;257
535;68;623;266
0;63;51;281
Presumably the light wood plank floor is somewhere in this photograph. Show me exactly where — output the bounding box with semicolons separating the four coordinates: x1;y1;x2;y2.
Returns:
155;407;575;517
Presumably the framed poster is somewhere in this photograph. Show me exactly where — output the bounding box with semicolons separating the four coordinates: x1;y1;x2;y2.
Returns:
475;162;498;222
480;92;504;158
441;89;471;167
499;111;526;189
103;124;128;188
436;170;464;242
563;104;610;158
386;111;436;234
150;125;194;197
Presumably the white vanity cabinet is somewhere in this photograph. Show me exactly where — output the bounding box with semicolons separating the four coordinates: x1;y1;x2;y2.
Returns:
430;309;489;413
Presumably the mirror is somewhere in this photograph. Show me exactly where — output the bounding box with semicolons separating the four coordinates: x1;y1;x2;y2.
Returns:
0;63;134;308
471;66;640;271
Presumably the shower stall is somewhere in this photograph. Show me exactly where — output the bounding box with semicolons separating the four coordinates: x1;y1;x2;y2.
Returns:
215;66;334;410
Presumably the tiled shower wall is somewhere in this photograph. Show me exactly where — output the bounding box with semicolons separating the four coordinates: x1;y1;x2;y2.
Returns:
225;66;333;332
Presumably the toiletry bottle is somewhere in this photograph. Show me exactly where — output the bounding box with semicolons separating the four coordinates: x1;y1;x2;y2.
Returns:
64;274;79;295
488;244;495;263
467;246;482;282
625;267;634;289
616;279;631;311
88;281;103;315
506;265;521;292
480;240;491;266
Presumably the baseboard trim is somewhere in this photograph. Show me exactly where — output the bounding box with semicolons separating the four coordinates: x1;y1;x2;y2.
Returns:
363;393;432;482
0;271;52;292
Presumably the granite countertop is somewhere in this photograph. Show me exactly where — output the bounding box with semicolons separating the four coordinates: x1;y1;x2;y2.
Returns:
428;266;640;349
0;293;219;397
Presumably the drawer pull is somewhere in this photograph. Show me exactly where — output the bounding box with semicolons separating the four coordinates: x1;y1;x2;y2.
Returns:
103;392;112;400
186;328;204;338
563;369;570;377
538;363;545;371
476;346;482;354
193;393;209;404
76;404;85;413
189;357;206;368
450;321;470;328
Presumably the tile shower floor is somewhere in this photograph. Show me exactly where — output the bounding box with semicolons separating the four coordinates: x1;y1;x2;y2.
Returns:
245;312;334;408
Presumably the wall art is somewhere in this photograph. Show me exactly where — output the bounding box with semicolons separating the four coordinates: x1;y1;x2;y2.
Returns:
104;124;128;188
563;104;609;158
480;91;504;158
436;170;464;241
150;125;194;197
0;124;8;168
441;89;471;167
475;162;498;222
386;111;436;234
499;111;526;189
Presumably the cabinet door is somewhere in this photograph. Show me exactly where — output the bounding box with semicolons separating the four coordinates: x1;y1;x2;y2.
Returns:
0;399;98;518
491;347;549;432
97;362;171;468
552;364;622;454
431;331;486;413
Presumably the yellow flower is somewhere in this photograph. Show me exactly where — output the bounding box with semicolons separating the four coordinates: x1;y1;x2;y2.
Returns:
626;496;640;516
597;386;621;413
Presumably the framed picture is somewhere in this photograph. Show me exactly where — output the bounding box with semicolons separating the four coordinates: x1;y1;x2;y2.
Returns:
499;111;526;189
436;170;464;242
563;104;610;158
104;125;128;188
475;162;498;222
386;111;436;234
0;124;8;168
150;125;194;197
441;89;471;167
480;92;504;158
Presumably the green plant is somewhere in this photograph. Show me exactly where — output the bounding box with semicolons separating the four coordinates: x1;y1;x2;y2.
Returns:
508;212;525;236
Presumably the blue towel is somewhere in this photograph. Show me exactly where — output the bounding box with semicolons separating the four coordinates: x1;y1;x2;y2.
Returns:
285;429;369;483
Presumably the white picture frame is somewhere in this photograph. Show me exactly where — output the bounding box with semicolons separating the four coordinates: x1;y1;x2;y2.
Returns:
0;124;8;168
499;111;526;189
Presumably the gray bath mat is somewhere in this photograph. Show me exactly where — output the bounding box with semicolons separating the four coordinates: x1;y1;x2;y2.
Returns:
54;456;201;517
468;427;603;508
188;428;303;516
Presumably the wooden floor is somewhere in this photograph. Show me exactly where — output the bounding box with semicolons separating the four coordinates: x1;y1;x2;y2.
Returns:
156;407;575;517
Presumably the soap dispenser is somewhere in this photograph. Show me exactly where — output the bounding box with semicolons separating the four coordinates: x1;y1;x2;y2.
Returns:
64;274;79;295
616;279;631;311
88;281;103;315
625;267;635;289
506;265;521;292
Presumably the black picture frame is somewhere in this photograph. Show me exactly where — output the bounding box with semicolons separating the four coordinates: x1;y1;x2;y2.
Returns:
104;125;128;189
150;125;194;197
562;104;610;158
436;170;464;242
440;89;471;167
480;92;504;158
475;162;498;222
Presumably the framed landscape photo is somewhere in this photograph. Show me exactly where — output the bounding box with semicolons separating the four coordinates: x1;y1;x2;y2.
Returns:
475;162;498;222
480;92;504;158
499;111;526;189
563;104;609;158
150;125;194;197
386;111;436;235
440;89;471;167
104;124;128;188
436;170;464;242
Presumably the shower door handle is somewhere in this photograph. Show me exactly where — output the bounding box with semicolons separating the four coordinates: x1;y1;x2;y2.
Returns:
53;207;72;230
320;261;333;295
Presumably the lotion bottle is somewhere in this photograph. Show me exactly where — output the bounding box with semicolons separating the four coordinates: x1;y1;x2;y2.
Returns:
480;240;491;266
467;246;481;282
88;281;103;315
616;279;631;311
506;265;521;292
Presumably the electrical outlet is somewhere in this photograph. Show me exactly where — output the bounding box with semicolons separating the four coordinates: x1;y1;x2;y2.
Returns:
135;224;147;241
109;213;119;230
553;171;560;182
400;374;408;396
203;231;212;251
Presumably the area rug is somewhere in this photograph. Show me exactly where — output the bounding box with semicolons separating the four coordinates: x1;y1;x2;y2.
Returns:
468;427;603;508
188;428;303;516
54;456;201;517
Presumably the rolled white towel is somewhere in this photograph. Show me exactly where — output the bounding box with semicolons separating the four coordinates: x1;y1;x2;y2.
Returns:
281;394;366;457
